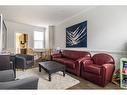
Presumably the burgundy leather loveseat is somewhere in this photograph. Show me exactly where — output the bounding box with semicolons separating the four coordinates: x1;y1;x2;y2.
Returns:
51;50;91;76
81;53;115;87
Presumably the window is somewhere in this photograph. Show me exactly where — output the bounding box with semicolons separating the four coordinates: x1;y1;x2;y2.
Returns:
34;31;45;49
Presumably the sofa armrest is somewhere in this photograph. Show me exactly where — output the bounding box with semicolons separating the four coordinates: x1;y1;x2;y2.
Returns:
16;56;26;62
82;59;93;66
0;76;39;89
76;56;91;63
102;63;115;86
75;57;91;76
51;53;62;58
26;55;34;61
0;70;15;82
16;56;27;68
10;61;13;69
102;63;114;72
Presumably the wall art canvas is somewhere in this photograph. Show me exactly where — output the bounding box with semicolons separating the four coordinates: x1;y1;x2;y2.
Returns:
66;21;87;48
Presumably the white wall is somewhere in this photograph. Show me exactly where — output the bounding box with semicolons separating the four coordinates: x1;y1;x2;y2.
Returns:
45;26;49;49
5;20;46;53
55;6;127;68
49;26;55;49
0;15;2;51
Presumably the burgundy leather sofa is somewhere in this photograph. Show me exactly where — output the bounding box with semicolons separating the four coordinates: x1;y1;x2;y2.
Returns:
81;53;115;87
51;50;91;76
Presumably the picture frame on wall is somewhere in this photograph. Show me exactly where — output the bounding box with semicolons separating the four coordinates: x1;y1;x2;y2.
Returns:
66;21;87;48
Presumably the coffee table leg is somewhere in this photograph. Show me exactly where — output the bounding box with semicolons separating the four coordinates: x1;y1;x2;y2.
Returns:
39;65;41;72
63;70;65;77
49;73;51;81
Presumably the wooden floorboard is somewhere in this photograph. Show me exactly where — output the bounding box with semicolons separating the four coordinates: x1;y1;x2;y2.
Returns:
67;73;120;89
32;64;120;89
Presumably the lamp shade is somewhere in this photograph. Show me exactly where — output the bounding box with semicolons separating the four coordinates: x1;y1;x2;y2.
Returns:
56;47;60;51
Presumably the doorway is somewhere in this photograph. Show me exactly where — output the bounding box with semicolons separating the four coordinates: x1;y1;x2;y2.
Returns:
16;33;28;54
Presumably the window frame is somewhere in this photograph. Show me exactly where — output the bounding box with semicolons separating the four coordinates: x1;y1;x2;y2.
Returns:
33;31;45;50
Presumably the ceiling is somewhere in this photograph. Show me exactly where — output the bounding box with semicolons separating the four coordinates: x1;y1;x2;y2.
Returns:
0;6;94;27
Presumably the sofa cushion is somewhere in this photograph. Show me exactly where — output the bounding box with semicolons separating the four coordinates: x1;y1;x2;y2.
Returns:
53;58;67;64
51;53;62;58
62;50;91;60
53;58;75;69
63;59;76;69
84;64;102;75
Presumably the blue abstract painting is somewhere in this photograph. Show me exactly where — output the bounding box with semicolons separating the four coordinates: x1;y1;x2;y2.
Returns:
66;21;87;48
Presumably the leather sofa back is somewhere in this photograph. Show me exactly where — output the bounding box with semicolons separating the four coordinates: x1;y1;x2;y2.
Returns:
62;50;91;60
92;53;114;65
0;55;11;70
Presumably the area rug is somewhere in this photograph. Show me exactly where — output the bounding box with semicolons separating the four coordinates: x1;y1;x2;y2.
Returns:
16;68;80;89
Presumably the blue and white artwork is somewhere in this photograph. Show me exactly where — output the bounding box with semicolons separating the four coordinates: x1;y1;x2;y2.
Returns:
66;21;87;47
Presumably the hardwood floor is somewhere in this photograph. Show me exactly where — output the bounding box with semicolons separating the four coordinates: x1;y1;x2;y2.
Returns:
67;72;120;89
33;63;120;89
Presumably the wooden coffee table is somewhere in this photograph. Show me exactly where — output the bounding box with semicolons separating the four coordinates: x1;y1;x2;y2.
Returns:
39;61;66;81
